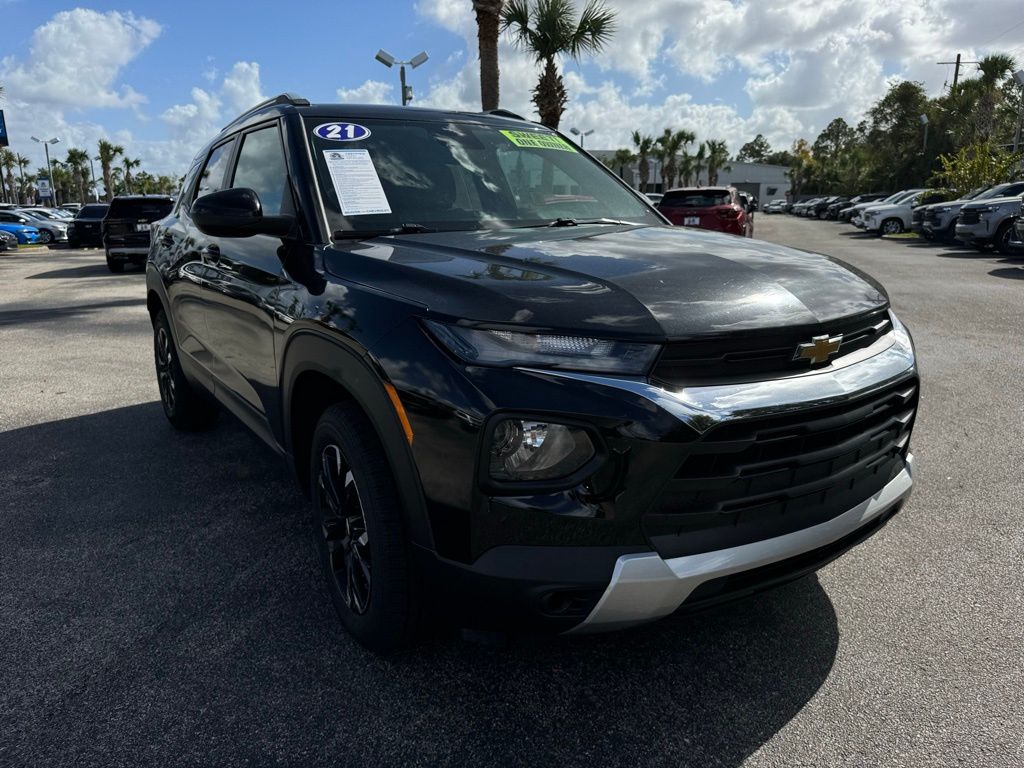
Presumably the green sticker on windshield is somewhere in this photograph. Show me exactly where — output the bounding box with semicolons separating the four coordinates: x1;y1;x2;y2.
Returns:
500;130;577;152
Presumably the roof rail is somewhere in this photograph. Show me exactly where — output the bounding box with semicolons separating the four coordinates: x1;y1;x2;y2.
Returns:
483;108;527;121
223;93;310;129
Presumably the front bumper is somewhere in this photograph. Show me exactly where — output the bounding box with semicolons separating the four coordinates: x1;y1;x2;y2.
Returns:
570;454;912;632
956;220;993;244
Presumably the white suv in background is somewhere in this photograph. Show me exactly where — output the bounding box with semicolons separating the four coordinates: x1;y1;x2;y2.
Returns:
849;189;924;228
861;190;942;235
956;188;1024;253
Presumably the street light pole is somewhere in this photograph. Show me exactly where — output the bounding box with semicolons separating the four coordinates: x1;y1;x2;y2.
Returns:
89;156;98;202
570;127;594;148
31;136;61;206
375;49;429;106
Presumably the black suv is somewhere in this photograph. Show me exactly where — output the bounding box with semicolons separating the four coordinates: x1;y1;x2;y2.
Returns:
147;95;919;652
66;202;109;248
104;195;173;272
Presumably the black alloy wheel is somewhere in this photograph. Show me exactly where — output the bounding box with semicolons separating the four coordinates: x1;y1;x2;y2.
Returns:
317;444;372;615
152;309;218;430
310;402;420;653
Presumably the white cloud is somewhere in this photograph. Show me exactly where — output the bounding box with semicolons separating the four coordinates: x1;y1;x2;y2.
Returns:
337;80;396;104
0;9;160;109
221;62;266;114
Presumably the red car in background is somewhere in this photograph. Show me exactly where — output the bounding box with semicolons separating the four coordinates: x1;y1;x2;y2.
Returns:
656;187;753;237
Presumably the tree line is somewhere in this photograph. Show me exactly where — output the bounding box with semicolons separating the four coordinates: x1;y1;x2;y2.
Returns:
0;138;179;206
734;54;1022;197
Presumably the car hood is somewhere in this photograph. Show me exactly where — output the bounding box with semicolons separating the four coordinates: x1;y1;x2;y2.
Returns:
0;223;37;233
864;204;909;216
326;225;888;340
961;196;1023;210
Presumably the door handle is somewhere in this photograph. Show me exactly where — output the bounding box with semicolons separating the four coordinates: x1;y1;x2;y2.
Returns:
201;244;221;263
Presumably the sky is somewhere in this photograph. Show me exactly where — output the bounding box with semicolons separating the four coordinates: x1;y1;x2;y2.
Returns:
2;0;1023;178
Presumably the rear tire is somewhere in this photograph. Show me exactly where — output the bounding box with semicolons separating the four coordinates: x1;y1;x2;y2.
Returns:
106;251;124;273
310;402;419;654
153;309;218;431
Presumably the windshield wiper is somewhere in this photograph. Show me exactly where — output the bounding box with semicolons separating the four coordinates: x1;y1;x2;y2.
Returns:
332;223;436;241
514;217;636;229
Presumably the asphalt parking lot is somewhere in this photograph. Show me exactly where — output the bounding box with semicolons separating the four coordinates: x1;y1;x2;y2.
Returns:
2;220;1022;767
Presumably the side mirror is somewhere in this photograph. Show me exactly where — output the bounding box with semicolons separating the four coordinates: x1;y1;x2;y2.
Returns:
191;187;293;238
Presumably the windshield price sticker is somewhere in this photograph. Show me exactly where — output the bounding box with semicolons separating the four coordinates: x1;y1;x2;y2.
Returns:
314;122;371;141
500;130;577;152
322;149;392;216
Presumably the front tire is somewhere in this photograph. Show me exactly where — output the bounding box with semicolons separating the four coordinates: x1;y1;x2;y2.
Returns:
37;230;53;244
311;403;419;654
153;309;218;431
994;222;1014;254
882;218;904;235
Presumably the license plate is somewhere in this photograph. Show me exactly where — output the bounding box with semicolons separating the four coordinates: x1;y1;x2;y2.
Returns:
683;216;700;226
134;223;148;232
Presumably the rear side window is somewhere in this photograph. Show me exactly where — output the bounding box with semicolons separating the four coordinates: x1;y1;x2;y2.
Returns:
195;140;235;201
660;190;732;207
231;125;291;215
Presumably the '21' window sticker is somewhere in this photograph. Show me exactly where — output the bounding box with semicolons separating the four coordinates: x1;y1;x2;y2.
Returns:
314;122;371;142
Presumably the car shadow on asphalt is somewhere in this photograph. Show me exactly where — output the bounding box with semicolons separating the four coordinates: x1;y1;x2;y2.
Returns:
989;266;1024;280
0;402;839;768
26;263;143;280
0;298;147;326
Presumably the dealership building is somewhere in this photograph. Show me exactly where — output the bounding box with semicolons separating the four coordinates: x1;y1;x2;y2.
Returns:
589;151;791;204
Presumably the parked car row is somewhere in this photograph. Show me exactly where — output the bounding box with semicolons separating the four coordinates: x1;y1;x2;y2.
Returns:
776;183;1024;254
0;197;176;271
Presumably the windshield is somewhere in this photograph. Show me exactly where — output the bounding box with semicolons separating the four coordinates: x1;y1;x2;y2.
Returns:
975;183;1024;200
306;118;661;235
77;204;109;218
106;199;173;221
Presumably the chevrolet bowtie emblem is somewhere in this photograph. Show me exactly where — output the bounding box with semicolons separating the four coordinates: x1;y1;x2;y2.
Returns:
794;334;843;365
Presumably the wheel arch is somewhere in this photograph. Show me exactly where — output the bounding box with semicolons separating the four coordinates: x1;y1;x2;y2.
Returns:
281;329;433;550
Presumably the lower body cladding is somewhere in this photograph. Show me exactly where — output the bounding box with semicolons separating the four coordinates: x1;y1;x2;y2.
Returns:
397;315;919;634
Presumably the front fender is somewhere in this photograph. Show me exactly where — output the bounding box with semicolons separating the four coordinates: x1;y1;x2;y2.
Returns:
280;328;433;550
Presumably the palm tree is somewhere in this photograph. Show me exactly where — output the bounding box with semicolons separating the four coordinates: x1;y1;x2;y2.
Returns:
96;140;123;201
502;0;616;128
973;54;1016;141
678;151;696;186
0;148;15;204
64;148;91;204
705;139;731;185
692;142;707;185
15;154;31;203
656;128;695;189
608;148;635;181
122;156;140;195
631;131;654;192
473;1;505;111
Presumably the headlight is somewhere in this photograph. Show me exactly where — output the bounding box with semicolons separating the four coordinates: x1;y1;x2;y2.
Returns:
488;418;595;482
425;321;660;375
934;206;951;213
972;205;997;213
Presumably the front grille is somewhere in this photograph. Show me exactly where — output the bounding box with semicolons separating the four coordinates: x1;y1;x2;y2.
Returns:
651;309;892;387
642;377;918;558
928;214;944;227
912;209;925;223
960;210;981;225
